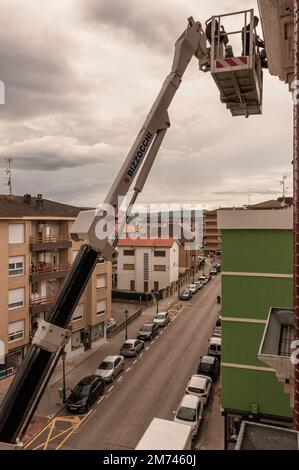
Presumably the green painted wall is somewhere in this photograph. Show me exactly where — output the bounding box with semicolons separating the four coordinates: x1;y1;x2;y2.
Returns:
222;322;267;367
222;230;293;274
222;367;292;418
222;275;293;320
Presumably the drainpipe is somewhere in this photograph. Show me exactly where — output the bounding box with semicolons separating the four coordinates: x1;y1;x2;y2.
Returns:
294;0;299;431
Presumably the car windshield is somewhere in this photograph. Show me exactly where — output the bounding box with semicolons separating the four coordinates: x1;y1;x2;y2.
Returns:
155;314;165;320
188;386;204;394
122;343;133;349
140;325;152;332
72;384;91;398
177;406;196;422
199;363;211;373
99;361;113;370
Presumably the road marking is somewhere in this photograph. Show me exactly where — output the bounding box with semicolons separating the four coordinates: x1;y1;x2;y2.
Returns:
117;376;123;382
107;385;114;393
97;396;105;405
126;367;131;372
160;330;164;335
140;352;144;358
145;346;150;351
133;359;137;365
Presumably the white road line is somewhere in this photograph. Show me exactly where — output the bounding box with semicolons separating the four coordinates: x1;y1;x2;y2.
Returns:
126;367;131;372
151;341;155;345
140;352;144;358
107;385;114;393
97;396;105;405
160;330;164;335
145;346;150;351
133;359;137;365
117;376;123;382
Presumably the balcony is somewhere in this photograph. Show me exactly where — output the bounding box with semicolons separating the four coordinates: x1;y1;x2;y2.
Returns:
30;235;72;251
258;308;294;406
30;293;55;315
30;262;72;282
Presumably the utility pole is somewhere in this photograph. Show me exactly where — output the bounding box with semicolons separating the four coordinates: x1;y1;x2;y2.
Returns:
4;157;13;195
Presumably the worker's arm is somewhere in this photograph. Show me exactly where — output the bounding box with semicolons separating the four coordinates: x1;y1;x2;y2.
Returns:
0;17;209;444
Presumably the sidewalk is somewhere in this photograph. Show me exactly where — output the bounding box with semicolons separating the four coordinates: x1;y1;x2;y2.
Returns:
198;381;224;450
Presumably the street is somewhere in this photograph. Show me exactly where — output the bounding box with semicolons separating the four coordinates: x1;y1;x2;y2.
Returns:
26;275;221;450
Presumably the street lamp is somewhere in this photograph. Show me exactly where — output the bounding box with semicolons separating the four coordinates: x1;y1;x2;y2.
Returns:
125;309;128;340
61;348;67;404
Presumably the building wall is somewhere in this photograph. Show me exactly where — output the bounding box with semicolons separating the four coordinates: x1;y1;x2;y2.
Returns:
220;212;293;435
204;210;221;255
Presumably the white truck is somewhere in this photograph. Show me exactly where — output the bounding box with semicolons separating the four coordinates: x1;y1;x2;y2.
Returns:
135;418;192;450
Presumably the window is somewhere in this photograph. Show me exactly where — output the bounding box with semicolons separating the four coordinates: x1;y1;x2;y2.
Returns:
91;323;104;342
8;320;25;342
123;264;135;271
72;304;84;322
8;224;25;244
96;275;107;290
123;249;135;256
8;288;25;309
154;265;166;272
71;330;83;351
8;256;25;276
143;253;149;281
154;281;159;292
154;251;166;257
144;281;149;293
97;300;107;316
130;280;135;291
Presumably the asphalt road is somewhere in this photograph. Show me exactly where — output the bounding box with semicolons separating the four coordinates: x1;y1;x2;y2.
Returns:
58;275;221;450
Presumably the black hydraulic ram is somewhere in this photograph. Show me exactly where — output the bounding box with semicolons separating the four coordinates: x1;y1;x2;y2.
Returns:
0;244;98;444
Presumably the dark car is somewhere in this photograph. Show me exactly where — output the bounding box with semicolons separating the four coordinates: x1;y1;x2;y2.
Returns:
138;323;160;341
66;375;105;413
197;356;220;382
216;263;221;273
180;289;192;301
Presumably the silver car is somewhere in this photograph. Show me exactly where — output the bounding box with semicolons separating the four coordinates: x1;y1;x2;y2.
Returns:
120;339;145;357
174;394;204;439
153;312;171;327
94;355;124;382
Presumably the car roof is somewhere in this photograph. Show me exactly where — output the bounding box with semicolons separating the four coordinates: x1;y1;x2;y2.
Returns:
78;375;99;386
102;355;122;362
156;312;167;315
210;337;222;345
189;375;209;388
180;394;200;408
123;339;137;344
201;356;216;364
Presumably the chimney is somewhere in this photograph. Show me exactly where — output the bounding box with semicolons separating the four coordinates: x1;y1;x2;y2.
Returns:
23;194;32;205
35;194;44;210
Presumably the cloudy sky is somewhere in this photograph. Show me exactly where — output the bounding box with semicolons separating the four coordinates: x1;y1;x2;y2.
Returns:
0;0;293;209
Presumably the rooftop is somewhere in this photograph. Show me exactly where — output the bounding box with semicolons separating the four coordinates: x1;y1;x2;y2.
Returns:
236;421;299;450
0;194;85;218
118;238;179;248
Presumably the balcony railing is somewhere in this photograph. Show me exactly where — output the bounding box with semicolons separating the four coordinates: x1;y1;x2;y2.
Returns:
30;262;72;275
30;294;55;307
30;235;71;244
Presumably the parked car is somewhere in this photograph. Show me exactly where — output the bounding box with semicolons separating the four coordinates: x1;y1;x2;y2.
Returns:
198;276;208;285
120;339;145;357
210;267;218;276
180;289;192;301
197;356;220;382
213;326;222;337
216;315;222;327
205;274;211;282
216;264;221;273
194;281;203;290
186;375;212;406
174;394;204;439
94;355;124;382
208;337;222;357
138;323;160;341
153;311;171;327
189;284;198;295
105;318;117;334
66;375;105;413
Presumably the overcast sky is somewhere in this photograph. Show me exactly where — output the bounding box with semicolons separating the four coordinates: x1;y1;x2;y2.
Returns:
0;0;293;209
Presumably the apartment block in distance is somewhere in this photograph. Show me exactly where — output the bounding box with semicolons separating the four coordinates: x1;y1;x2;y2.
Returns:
117;238;179;295
203;210;221;256
0;194;112;381
218;208;293;448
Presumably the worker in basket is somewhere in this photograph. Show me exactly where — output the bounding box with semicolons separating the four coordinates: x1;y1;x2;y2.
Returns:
206;19;229;58
242;15;268;68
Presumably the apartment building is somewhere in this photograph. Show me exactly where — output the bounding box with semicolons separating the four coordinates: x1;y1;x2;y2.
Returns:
0;194;112;380
203;210;221;256
218;208;293;448
117;238;179;295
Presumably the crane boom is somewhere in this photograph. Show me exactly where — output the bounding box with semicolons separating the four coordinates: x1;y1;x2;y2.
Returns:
0;17;209;444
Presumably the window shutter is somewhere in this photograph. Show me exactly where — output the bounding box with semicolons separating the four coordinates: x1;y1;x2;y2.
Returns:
96;300;106;316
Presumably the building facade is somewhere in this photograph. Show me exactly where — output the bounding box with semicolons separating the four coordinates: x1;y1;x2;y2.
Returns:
218;208;293;448
0;195;112;381
203;210;221;256
117;238;179;294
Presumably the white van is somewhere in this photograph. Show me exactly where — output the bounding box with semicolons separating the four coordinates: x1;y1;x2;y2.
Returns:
208;336;221;357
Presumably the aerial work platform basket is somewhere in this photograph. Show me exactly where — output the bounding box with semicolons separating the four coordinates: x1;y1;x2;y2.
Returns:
207;9;263;118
